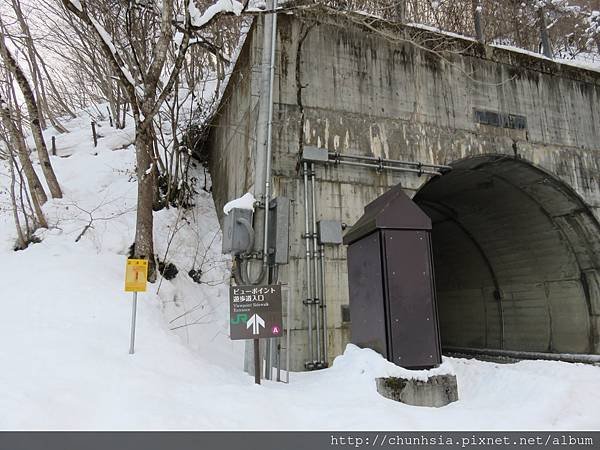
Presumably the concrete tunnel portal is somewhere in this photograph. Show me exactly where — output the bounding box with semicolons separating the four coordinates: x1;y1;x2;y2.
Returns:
412;155;600;355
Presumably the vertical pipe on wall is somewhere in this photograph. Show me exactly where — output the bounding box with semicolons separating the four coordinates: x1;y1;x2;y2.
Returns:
319;244;328;366
261;0;278;276
303;161;314;367
245;0;279;286
310;163;322;365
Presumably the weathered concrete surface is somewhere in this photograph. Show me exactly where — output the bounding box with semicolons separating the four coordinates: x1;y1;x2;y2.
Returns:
376;375;459;407
206;6;600;371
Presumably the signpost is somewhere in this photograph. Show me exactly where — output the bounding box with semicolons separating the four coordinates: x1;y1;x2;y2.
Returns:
229;284;283;384
125;259;148;354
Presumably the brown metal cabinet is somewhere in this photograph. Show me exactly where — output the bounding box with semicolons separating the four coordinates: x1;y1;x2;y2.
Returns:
343;184;442;369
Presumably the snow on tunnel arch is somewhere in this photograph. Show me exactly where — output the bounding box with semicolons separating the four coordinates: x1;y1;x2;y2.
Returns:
413;154;600;355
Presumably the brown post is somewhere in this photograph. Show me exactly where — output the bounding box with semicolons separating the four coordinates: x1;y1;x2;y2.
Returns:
91;121;97;147
254;338;261;385
51;136;56;156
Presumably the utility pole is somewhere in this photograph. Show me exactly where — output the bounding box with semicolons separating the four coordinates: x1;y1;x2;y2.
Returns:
243;0;279;384
394;0;406;23
472;0;484;43
538;4;553;59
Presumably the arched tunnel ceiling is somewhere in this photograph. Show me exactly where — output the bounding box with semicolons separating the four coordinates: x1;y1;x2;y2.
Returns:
413;155;600;354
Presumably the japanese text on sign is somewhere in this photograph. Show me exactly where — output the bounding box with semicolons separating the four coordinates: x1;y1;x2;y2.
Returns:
125;259;148;292
229;284;282;340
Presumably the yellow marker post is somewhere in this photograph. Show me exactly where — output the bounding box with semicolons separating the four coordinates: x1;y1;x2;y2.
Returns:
125;259;148;354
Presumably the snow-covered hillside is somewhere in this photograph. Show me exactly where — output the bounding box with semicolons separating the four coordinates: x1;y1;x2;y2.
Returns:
0;114;599;430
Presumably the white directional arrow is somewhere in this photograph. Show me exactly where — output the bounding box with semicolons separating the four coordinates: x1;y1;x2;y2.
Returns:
246;313;265;335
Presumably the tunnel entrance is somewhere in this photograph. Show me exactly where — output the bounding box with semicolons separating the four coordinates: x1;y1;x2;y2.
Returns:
413;155;600;355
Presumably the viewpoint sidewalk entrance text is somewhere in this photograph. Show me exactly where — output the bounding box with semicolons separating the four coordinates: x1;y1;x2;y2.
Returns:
229;285;282;340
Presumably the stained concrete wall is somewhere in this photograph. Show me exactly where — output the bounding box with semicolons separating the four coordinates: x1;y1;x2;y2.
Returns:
208;24;258;208
207;8;600;370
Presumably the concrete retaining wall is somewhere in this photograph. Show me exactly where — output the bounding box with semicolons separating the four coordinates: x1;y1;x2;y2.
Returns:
207;8;600;370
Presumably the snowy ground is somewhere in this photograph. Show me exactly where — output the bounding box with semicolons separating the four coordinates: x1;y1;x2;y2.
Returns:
0;115;599;430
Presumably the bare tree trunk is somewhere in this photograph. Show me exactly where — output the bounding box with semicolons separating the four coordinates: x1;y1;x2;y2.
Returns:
11;0;48;130
0;35;63;199
36;67;69;134
0;95;48;228
121;97;127;130
7;152;27;249
33;47;77;119
35;65;69;133
134;126;156;279
105;82;118;127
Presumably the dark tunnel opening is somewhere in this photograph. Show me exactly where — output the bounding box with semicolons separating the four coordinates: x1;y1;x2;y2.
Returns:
413;155;600;355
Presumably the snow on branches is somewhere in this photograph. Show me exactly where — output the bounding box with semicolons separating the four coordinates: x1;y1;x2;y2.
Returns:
190;0;244;28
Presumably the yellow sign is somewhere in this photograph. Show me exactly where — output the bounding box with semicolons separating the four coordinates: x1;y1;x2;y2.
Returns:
125;259;148;292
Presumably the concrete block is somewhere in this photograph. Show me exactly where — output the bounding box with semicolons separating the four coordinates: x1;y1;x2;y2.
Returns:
376;375;459;407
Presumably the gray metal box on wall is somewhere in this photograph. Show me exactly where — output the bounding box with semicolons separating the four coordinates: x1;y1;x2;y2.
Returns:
222;208;253;255
302;146;329;163
343;184;442;369
268;197;291;265
318;220;343;245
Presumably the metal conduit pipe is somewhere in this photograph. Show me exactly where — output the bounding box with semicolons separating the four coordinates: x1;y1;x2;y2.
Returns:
330;152;452;171
260;0;278;281
302;161;315;368
242;0;278;287
310;162;322;366
329;159;443;177
444;346;600;365
329;153;452;170
319;244;328;366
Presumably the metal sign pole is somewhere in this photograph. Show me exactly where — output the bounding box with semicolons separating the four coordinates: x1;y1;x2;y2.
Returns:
265;338;272;380
124;259;147;354
286;288;291;383
129;292;138;354
254;338;260;385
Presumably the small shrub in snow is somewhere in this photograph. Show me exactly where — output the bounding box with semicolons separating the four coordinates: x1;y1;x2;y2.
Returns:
13;235;41;252
188;268;203;284
158;260;179;280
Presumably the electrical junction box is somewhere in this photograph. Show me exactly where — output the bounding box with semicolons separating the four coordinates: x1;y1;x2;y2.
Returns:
302;146;329;163
317;220;343;245
222;208;253;255
268;197;290;265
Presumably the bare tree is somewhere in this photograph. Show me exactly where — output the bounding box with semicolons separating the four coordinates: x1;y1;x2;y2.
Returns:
0;91;48;228
313;0;600;60
19;1;67;130
60;0;249;278
0;24;63;199
0;139;27;249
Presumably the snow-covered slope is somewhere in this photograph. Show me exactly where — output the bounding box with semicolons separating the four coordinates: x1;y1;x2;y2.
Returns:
0;114;599;430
